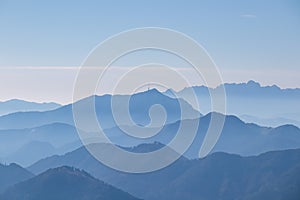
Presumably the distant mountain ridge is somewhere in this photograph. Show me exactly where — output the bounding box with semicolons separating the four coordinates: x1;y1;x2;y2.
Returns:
164;80;300;127
0;89;200;130
165;80;300;98
103;112;300;158
221;80;300;97
240;114;300;128
1;81;298;128
0;122;81;167
1;81;299;167
0;99;61;116
1;112;300;167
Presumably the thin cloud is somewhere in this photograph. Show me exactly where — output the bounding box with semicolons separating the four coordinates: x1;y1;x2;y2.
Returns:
241;14;257;19
0;66;198;71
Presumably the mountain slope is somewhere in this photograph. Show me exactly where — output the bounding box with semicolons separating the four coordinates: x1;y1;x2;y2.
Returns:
0;163;33;192
0;123;81;166
0;89;200;130
240;114;300;128
1;166;141;200
5;141;56;167
102;112;300;158
28;143;190;199
2;112;300;167
0;99;60;116
152;149;300;200
165;81;300;127
28;143;300;200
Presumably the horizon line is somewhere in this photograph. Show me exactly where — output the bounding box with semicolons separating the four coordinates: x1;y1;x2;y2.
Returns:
0;80;299;105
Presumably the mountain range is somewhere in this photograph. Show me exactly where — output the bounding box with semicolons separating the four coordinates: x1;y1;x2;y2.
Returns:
0;123;81;166
0;99;60;116
1;81;299;129
97;112;300;158
165;80;300;127
1;112;300;166
27;143;300;200
0;89;200;130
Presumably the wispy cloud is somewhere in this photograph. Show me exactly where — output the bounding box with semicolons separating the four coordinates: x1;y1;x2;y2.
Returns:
241;14;257;19
0;66;201;71
0;66;79;70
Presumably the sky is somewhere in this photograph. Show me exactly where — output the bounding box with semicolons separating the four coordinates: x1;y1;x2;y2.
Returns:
0;0;299;104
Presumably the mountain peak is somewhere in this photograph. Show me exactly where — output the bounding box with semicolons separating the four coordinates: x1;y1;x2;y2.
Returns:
45;166;94;180
137;88;162;95
1;166;141;200
246;80;261;87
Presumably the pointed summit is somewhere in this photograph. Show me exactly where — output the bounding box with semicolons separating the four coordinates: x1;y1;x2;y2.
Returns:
135;87;162;96
246;80;261;87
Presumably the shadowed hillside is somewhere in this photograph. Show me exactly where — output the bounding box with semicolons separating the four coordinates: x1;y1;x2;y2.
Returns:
1;166;141;200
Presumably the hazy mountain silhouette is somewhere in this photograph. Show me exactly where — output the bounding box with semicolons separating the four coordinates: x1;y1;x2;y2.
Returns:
240;114;300;128
0;163;33;193
0;123;81;166
222;80;300;98
5;141;56;167
1;85;299;166
0;99;60;116
0;89;200;130
1;81;298;128
28;143;300;200
1;166;141;200
165;80;300;127
151;149;300;200
2;113;300;167
28;143;190;199
101;113;300;158
188;113;300;157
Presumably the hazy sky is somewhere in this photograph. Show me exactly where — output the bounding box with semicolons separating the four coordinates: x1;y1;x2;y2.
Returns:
0;0;299;103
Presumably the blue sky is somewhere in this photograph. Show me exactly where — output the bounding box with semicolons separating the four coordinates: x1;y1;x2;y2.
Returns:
0;0;299;103
0;0;299;69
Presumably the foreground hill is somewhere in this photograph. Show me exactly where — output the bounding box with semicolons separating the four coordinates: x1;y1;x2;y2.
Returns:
1;166;141;200
0;163;33;192
28;143;300;200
